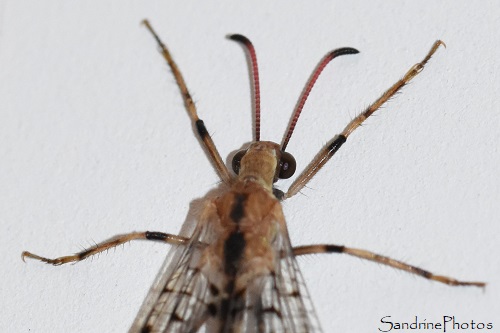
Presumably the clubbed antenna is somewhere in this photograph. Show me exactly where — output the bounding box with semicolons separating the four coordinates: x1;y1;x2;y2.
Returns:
281;47;359;151
229;34;261;141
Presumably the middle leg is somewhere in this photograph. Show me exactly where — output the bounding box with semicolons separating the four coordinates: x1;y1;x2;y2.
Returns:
22;231;189;266
293;243;485;287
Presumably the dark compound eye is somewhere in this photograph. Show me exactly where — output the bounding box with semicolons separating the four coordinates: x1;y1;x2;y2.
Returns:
231;150;246;174
278;151;296;179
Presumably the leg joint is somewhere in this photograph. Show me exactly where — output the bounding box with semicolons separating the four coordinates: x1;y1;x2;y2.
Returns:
145;231;169;241
196;119;208;139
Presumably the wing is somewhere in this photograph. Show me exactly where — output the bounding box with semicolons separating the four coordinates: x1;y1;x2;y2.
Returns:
257;228;323;333
129;206;219;333
229;223;323;333
130;202;322;333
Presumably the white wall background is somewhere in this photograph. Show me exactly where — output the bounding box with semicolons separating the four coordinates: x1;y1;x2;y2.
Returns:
1;1;498;332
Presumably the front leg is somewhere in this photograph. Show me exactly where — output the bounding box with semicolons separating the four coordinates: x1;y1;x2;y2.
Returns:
22;231;189;266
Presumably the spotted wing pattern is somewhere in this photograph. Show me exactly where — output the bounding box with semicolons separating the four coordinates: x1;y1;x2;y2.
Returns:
130;215;321;333
129;218;217;333
235;226;323;333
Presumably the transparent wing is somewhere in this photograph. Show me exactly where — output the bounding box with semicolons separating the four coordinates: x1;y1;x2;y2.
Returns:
129;216;217;333
234;224;323;333
130;210;321;333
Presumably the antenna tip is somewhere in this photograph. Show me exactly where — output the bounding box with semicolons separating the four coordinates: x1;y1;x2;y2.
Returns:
228;34;252;45
325;47;360;61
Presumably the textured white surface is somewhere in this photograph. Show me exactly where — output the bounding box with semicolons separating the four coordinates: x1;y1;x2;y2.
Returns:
1;1;499;332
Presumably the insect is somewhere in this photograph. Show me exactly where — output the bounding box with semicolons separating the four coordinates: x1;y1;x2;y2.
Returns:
22;20;485;333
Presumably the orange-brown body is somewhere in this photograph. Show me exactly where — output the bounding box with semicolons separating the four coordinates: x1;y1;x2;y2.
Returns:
196;142;290;330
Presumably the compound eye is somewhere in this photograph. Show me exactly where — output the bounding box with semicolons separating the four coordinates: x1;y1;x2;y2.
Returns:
278;151;296;179
231;150;246;174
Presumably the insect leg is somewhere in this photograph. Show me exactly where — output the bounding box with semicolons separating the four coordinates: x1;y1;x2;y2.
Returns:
293;244;485;287
21;231;189;266
142;20;233;185
285;40;445;199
